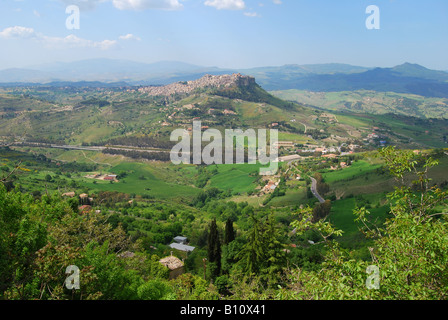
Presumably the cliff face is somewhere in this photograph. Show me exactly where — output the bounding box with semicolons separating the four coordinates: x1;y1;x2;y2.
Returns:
138;73;256;96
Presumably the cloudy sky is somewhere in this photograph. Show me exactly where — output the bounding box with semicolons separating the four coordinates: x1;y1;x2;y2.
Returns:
0;0;447;70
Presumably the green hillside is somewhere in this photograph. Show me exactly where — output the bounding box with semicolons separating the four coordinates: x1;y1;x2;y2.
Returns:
1;78;446;151
271;89;448;119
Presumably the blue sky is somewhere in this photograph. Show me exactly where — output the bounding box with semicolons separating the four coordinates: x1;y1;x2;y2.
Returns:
0;0;447;70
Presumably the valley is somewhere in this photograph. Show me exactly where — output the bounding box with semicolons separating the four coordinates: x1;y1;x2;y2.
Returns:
1;72;447;301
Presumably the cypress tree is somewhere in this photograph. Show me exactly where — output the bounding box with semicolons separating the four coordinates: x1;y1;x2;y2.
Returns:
224;218;235;244
207;219;221;277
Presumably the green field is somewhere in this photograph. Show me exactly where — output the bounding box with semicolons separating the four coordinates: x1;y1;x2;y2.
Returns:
208;163;262;194
80;162;200;200
268;187;307;207
328;196;390;249
322;160;382;184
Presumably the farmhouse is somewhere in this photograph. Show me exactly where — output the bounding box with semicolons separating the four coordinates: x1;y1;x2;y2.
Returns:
78;205;92;213
169;243;196;253
262;181;278;193
159;255;185;279
169;236;195;253
62;191;76;198
223;109;236;115
340;162;349;168
173;236;188;244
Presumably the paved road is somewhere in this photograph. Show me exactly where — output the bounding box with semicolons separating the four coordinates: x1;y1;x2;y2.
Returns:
12;142;169;153
310;177;325;204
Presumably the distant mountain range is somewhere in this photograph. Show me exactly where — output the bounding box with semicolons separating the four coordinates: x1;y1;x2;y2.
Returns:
1;59;447;98
262;63;448;98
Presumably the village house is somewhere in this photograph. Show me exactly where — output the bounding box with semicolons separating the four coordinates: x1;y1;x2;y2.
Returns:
262;181;278;193
169;236;195;253
223;109;237;115
173;236;188;244
169;243;196;253
159;254;185;279
62;191;76;198
79;193;93;205
78;205;92;214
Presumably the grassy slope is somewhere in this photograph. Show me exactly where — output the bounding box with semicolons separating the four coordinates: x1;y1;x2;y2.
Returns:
80;162;200;200
271;89;448;119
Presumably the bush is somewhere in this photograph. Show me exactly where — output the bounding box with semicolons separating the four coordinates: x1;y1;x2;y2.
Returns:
137;280;174;300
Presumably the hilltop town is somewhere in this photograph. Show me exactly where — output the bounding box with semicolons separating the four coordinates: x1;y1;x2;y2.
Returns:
137;73;255;96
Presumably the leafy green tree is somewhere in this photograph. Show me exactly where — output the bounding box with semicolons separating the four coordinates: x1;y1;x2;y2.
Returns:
236;214;265;275
137;279;174;300
281;147;448;300
262;214;287;284
171;273;219;300
221;238;244;275
0;185;48;298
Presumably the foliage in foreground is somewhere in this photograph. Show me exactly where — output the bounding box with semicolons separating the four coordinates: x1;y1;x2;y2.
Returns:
1;147;447;300
276;147;448;299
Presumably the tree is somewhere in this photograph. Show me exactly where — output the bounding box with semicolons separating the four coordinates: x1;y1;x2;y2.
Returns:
207;219;221;279
261;214;287;285
224;218;235;245
236;214;264;275
312;200;332;222
282;147;448;300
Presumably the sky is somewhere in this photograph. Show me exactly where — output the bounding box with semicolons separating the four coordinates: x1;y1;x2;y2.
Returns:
0;0;447;70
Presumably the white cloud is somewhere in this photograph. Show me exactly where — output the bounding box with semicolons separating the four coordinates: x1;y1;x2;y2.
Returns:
57;0;182;11
119;33;141;41
42;34;118;50
0;26;37;39
273;0;282;4
0;26;117;50
58;0;107;11
112;0;183;10
244;11;259;17
204;0;245;10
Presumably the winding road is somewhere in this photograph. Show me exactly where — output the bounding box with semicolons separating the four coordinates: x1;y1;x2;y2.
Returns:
310;177;325;204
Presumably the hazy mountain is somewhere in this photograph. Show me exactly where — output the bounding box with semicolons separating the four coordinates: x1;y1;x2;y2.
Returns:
32;59;210;76
0;59;228;84
0;68;57;83
1;59;447;98
0;60;377;85
254;63;448;98
242;63;370;77
391;63;448;81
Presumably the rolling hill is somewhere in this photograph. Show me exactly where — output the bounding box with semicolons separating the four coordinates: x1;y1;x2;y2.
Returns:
258;63;448;98
0;73;446;150
271;89;448;119
2;59;447;99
